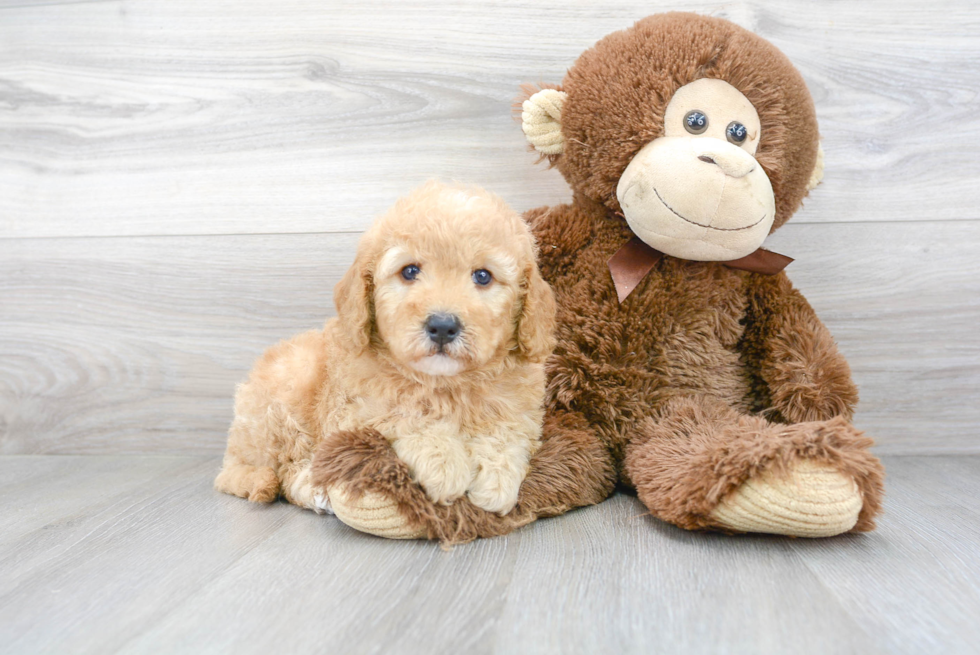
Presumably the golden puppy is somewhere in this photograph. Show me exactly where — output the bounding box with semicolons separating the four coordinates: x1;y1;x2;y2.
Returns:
215;181;556;515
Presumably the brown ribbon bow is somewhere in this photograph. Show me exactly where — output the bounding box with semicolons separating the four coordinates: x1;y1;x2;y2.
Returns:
608;236;793;303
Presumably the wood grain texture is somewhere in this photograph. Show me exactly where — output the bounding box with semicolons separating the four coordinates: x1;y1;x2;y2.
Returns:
1;0;979;238
0;455;977;654
0;455;208;549
0;0;115;7
0;232;357;455
1;221;977;456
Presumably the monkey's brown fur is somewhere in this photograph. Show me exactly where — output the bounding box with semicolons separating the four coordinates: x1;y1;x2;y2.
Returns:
312;13;884;542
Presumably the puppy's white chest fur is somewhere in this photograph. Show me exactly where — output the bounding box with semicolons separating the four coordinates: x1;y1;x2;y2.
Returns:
330;378;542;516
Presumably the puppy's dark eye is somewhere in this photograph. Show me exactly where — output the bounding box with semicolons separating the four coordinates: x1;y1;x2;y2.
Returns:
727;121;748;144
472;269;492;286
401;264;420;281
684;110;708;134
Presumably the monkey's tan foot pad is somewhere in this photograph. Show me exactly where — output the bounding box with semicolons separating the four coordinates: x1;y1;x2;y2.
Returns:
710;459;863;537
325;485;426;540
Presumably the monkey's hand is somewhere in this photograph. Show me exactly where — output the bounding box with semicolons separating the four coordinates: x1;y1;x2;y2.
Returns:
741;273;858;423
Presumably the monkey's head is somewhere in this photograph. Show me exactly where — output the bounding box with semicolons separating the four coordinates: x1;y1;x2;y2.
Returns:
520;12;823;261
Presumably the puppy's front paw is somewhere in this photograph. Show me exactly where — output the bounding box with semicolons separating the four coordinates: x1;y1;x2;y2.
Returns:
419;453;473;506
467;465;523;515
392;438;473;506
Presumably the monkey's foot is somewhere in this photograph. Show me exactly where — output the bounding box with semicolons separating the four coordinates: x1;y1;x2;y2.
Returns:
710;459;863;537
326;485;426;540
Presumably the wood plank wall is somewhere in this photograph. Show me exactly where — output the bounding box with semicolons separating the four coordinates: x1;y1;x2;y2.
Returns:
1;0;978;455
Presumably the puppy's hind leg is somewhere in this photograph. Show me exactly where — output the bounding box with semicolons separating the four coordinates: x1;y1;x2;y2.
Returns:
215;411;281;504
260;404;333;514
280;462;333;515
215;457;280;503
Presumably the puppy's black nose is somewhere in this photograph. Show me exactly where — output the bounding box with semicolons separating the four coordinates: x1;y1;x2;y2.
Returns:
425;313;461;346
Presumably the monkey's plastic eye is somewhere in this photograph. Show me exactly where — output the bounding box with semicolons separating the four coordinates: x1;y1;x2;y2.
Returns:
472;269;492;286
727;121;748;144
401;264;420;281
684;110;708;134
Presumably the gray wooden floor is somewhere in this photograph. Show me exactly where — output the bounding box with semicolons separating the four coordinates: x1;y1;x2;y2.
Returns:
0;454;977;654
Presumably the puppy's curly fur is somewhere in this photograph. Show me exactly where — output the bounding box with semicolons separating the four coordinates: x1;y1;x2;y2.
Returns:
215;181;556;515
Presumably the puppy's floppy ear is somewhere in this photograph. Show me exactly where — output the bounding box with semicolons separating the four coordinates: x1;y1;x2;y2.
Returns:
333;247;374;353
516;262;557;362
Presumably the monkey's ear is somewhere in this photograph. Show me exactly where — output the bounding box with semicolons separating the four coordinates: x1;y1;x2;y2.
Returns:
806;143;825;192
521;87;567;156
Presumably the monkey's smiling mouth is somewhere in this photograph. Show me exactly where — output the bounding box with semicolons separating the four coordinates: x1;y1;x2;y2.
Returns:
653;188;766;232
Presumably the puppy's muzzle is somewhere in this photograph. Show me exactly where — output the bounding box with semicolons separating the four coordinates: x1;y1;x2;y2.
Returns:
425;313;461;347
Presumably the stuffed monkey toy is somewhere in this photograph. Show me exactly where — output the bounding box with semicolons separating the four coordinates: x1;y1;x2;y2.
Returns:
313;12;885;542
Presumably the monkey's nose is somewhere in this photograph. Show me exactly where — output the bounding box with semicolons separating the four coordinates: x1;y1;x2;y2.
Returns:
693;140;756;178
425;313;462;346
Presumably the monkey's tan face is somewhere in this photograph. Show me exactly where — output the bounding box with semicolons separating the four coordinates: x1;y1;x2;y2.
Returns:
616;78;775;261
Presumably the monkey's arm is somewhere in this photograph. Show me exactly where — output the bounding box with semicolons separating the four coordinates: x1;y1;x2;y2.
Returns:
310;416;615;544
524;203;601;281
738;272;859;423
